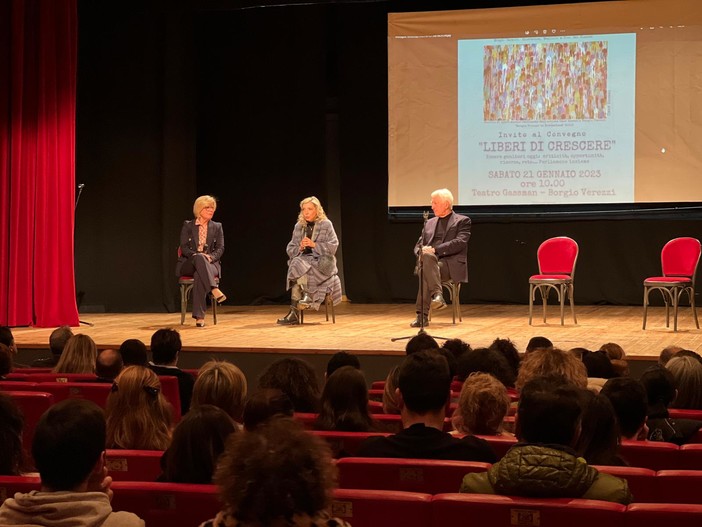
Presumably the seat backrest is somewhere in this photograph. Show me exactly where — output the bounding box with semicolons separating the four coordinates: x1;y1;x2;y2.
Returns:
311;430;391;457
0;475;41;504
110;481;220;527
24;373;99;383
625;503;702;527
619;440;680;471
475;435;518;460
668;408;702;420
679;444;702;470
537;236;579;275
331;488;432;527
337;457;490;494
0;381;40;392
431;493;625;527
157;376;182;423
654;470;702;504
592;465;656;503
36;382;111;408
661;237;701;280
106;449;165;482
5;391;55;460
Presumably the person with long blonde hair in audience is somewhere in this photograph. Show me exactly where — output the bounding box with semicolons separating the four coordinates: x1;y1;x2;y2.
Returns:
200;418;349;527
191;360;248;423
105;366;172;450
451;372;512;437
52;334;98;374
515;347;587;391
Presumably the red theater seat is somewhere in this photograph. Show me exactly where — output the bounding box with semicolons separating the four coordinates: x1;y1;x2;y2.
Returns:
593;466;656;503
431;494;625;527
0;381;40;392
619;440;680;471
35;382;111;408
110;481;220;527
337;457;490;494
624;503;702;527
668;408;702;421
0;476;41;503
475;435;518;460
106;449;164;482
5;391;54;460
679;444;702;469
331;488;432;527
654;470;702;504
24;373;99;383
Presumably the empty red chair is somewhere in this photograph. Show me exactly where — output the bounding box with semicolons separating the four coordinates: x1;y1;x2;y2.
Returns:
654;470;702;504
624;503;702;527
3;373;29;381
337;457;490;494
643;237;701;332
593;466;656;503
432;494;625;527
679;444;702;469
619;440;680;470
331;488;431;527
106;450;164;482
5;391;54;459
110;481;220;527
529;236;579;325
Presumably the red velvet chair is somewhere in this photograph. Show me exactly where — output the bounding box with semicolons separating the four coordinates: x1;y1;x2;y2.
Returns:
331;488;432;527
643;237;701;332
24;373;98;383
624;503;702;527
0;381;40;392
529;236;578;325
5;391;54;461
592;465;656;503
668;408;702;421
110;481;220;527
370;380;385;390
679;444;702;469
0;475;41;503
475;435;517;460
654;470;702;504
619;440;680;471
156;375;182;424
35;382;111;408
106;449;165;482
337;457;490;494
431;494;625;527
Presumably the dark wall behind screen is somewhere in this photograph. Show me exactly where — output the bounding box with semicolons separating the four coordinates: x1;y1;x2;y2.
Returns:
74;0;702;313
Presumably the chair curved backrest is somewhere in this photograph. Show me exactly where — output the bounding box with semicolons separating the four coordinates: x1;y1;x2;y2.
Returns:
661;237;701;281
537;237;578;276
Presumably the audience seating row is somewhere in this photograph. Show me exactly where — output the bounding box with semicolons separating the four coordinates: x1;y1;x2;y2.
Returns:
1;476;701;527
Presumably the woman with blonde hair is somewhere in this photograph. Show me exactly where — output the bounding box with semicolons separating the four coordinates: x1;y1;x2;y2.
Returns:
105;366;172;450
277;196;342;325
52;334;97;374
176;195;226;328
452;372;512;437
191;360;248;422
667;355;702;409
516;347;587;391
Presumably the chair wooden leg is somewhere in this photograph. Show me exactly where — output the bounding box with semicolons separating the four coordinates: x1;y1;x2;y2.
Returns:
541;286;548;323
559;284;566;326
672;287;681;332
568;283;577;325
528;284;534;325
642;286;649;330
690;287;700;329
328;294;335;324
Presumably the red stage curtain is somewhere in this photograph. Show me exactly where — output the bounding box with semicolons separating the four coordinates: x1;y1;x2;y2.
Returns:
0;0;79;327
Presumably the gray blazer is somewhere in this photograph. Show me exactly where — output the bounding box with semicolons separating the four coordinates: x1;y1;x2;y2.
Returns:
175;220;224;277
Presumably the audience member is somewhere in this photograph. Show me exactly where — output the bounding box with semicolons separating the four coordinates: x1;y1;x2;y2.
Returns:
525;335;552;353
160;405;236;484
0;393;26;475
242;389;294;431
357;351;496;462
325;351;360;378
52;334;98;374
574;389;626;466
640;365;702;444
437;347;458;380
405;333;439;355
460;376;632;504
441;338;472;363
452;372;511;437
0;343;12;378
0;326;27;368
0;399;144;526
105;366;172;450
191;360;248;423
582;349;617;392
600;377;648;440
599;342;629;376
257;357;320;413
382;365;401;415
149;328;194;416
314;366;379;432
666;355;702;409
675;349;702;363
516;347;587;391
659;345;683;366
32;325;73;367
119;338;148;366
95;349;123;382
489;338;521;380
201;418;349;527
456;348;516;389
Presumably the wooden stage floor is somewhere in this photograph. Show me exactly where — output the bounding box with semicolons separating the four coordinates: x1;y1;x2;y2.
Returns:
11;303;702;361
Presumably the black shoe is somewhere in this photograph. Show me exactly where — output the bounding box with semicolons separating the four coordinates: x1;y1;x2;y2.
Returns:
431;292;447;311
297;292;313;309
277;308;299;325
410;315;429;328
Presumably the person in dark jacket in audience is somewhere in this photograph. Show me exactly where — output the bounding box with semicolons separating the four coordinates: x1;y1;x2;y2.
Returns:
148;328;194;416
32;325;73;367
460;375;632;504
356;351;496;462
600;377;648;440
